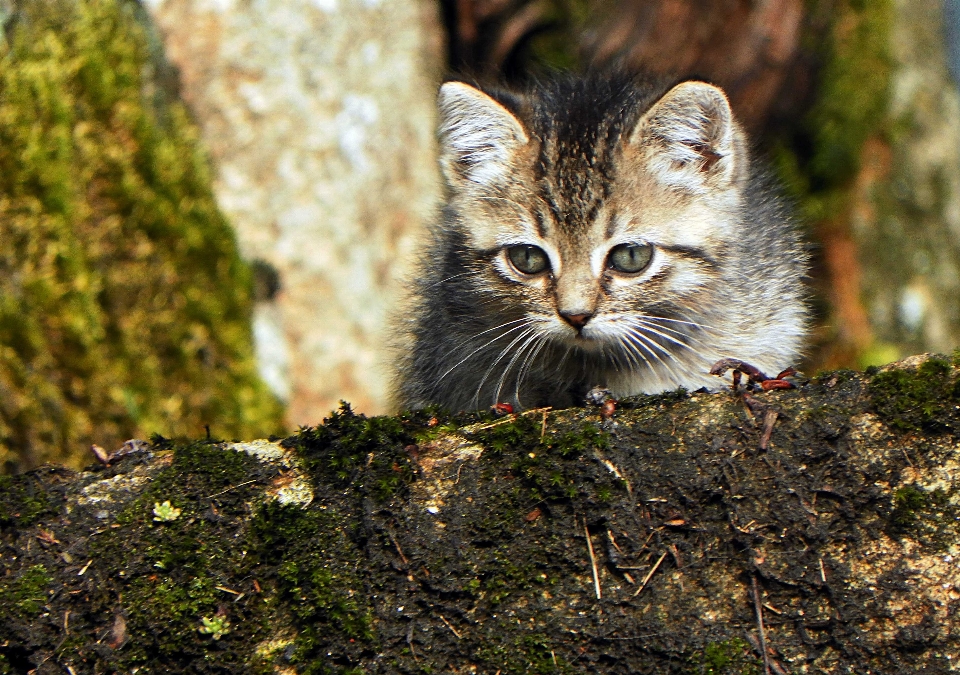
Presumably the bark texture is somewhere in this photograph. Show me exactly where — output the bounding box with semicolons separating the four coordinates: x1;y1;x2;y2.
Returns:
142;0;444;420
2;354;960;673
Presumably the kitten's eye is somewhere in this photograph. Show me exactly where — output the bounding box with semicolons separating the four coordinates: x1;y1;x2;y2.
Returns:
507;245;550;275
608;243;653;273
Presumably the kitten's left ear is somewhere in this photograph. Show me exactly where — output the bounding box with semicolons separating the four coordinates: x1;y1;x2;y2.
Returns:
629;81;741;192
437;81;529;189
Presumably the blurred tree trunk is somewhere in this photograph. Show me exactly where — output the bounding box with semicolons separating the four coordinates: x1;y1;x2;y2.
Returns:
142;0;444;422
846;0;960;363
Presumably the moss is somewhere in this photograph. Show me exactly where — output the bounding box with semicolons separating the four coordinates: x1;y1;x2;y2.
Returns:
887;485;958;549
0;564;52;619
292;403;418;501
0;0;284;474
476;633;573;674
868;357;960;432
890;485;929;530
249;502;373;672
0;473;52;527
691;638;761;675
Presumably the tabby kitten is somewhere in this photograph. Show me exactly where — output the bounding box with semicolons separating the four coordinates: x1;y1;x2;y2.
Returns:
395;73;808;411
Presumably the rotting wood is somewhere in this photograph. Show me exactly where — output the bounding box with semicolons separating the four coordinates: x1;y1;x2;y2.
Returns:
2;355;960;673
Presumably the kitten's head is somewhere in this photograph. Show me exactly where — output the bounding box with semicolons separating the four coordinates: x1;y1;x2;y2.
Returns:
436;75;748;362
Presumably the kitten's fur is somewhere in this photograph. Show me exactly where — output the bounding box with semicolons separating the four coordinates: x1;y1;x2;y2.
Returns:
396;73;808;411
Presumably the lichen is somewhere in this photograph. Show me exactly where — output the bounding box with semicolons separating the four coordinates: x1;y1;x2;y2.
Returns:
0;0;284;474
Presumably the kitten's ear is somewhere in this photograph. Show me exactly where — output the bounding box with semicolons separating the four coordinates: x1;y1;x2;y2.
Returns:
629;81;740;192
437;82;528;188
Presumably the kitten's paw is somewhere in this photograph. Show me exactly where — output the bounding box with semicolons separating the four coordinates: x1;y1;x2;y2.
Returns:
709;359;801;391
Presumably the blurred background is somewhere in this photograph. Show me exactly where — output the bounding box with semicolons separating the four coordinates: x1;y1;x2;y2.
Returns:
1;0;959;472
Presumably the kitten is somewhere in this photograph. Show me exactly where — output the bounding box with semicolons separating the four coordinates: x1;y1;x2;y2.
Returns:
395;72;808;411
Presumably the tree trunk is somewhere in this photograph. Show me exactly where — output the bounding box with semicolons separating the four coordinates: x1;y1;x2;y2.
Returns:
2;355;959;673
143;0;444;420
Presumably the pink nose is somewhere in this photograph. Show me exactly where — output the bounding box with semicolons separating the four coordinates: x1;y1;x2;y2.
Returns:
560;312;593;330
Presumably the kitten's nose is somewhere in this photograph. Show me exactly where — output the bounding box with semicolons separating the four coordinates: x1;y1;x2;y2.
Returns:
560;311;593;330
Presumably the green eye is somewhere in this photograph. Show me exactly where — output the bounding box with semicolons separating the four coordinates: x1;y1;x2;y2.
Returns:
507;245;549;275
608;243;653;273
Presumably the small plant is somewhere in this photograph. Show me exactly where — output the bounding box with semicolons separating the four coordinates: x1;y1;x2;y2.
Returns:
152;501;182;522
198;615;231;639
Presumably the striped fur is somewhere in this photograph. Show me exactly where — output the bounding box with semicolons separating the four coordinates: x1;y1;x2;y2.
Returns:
395;72;809;411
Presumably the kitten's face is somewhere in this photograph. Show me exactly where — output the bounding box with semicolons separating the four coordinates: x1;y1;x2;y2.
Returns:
438;79;746;360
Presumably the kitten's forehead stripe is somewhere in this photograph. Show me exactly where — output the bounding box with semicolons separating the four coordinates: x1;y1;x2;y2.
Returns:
521;75;664;235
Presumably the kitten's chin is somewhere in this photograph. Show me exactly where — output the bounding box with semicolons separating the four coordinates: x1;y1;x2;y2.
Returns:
557;330;607;352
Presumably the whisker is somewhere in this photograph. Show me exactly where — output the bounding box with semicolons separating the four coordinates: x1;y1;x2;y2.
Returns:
624;328;687;386
631;319;715;363
494;330;542;405
421;270;480;291
471;326;538;407
439;317;527;362
438;320;530;383
515;334;549;407
640;314;735;337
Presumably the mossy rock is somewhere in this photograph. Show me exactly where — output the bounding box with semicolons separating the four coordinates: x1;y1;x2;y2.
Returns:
0;0;285;473
1;356;959;673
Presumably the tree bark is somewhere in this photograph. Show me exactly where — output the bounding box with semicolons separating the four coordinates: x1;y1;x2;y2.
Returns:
143;0;444;420
2;354;959;673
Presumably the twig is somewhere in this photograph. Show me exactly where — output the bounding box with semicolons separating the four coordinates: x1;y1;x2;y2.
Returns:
77;560;92;576
215;585;242;595
819;558;827;583
388;530;409;565
541;409;548;440
632;552;667;597
759;410;779;450
406;623;418;661
901;447;914;467
472;407;552;431
438;614;462;639
207;480;257;499
584;519;601;599
751;575;771;675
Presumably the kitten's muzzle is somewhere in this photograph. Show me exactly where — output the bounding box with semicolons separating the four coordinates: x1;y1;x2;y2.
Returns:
559;311;593;331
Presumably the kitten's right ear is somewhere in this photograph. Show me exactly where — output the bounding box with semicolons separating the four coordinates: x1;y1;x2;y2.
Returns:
437;82;528;188
628;81;740;193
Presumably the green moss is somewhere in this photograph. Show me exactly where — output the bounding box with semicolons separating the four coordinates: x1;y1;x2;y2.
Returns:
868;357;960;432
891;485;928;530
476;633;572;674
0;0;284;473
691;638;761;675
292;403;417;501
887;484;958;549
0;474;52;527
0;564;52;618
249;502;373;671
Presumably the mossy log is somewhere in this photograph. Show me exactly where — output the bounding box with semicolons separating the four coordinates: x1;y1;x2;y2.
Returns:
2;354;960;674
